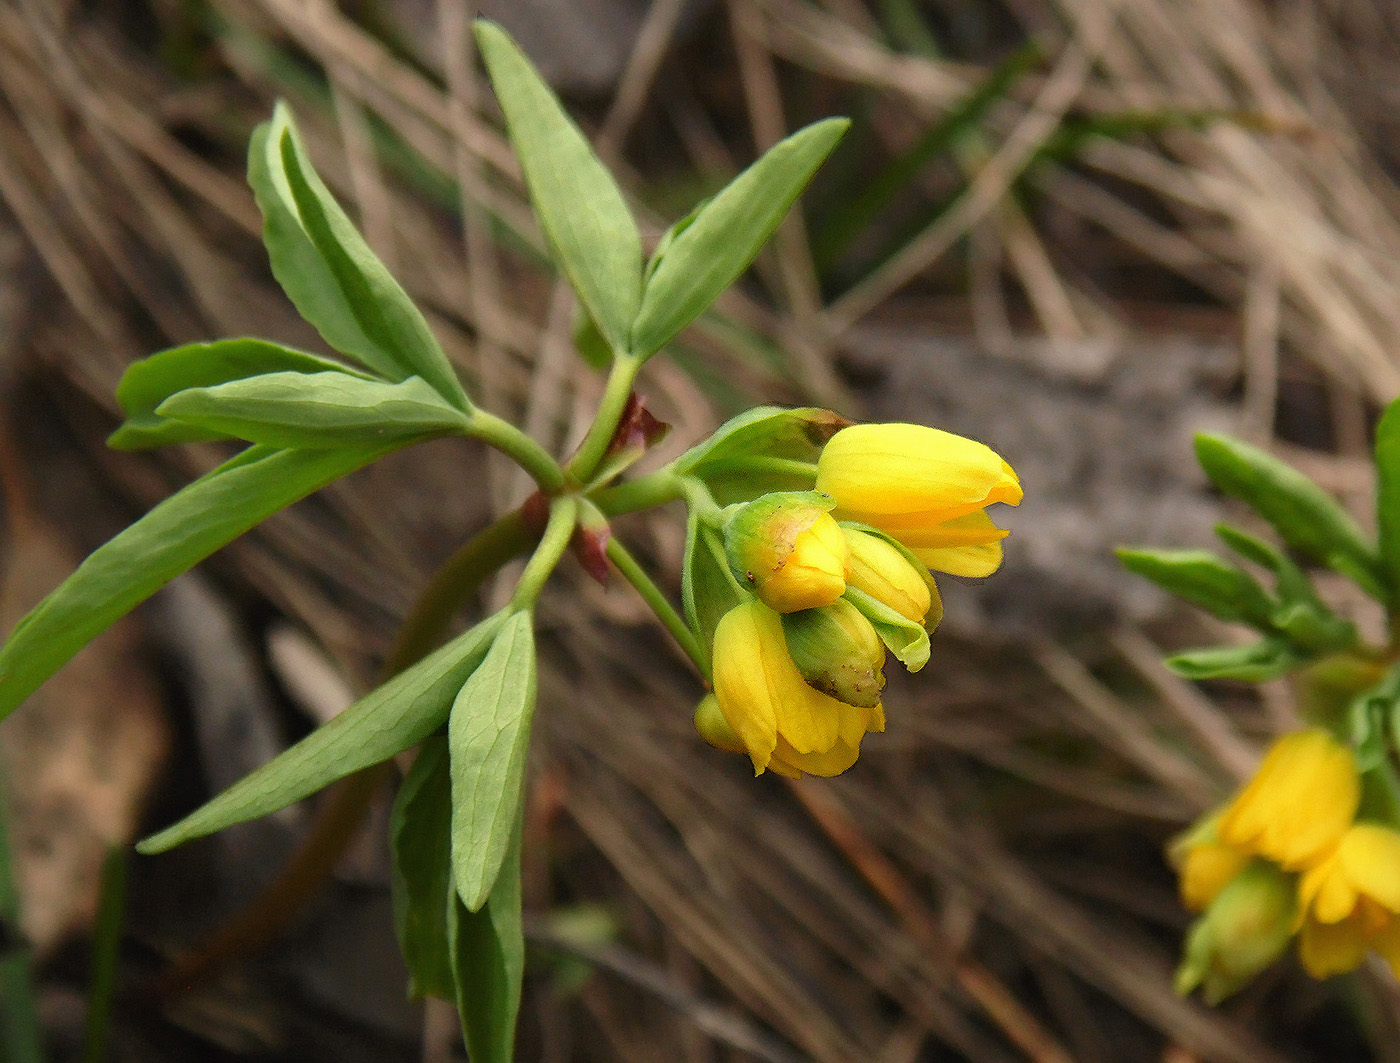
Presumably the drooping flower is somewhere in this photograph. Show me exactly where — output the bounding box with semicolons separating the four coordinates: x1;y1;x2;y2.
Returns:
841;526;941;627
815;423;1020;577
1295;822;1400;979
724;492;849;612
1217;729;1360;870
709;600;880;777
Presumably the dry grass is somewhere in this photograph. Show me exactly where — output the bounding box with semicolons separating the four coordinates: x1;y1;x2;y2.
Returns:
2;0;1400;1059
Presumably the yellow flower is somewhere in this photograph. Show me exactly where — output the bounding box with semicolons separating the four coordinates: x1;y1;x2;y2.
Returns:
1169;814;1252;913
1295;822;1400;979
1176;860;1297;1004
815;423;1020;577
1217;729;1359;870
710;600;880;778
842;527;941;627
724;493;849;612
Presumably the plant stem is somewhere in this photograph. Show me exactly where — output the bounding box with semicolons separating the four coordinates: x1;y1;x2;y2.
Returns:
605;536;707;674
469;410;567;493
510;496;579;610
381;509;536;677
746;457;821;480
590;468;687;516
82;847;126;1063
566;353;640;482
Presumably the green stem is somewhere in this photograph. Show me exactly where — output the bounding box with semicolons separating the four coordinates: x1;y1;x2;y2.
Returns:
510;497;579;611
590;468;687;516
469;410;567;493
82;847;126;1063
605;536;707;674
381;509;537;679
566;354;640;482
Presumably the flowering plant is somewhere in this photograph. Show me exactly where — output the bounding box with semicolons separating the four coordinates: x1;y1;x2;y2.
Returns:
0;22;1020;1058
1120;426;1400;1001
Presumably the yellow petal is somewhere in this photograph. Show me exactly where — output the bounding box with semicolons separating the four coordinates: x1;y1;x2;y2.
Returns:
877;509;1010;549
712;602;782;773
1297;912;1369;978
771;735;863;778
843;528;932;624
1337;823;1400;914
1218;730;1360;869
913;538;1005;578
1180;843;1252;913
817;423;1021;520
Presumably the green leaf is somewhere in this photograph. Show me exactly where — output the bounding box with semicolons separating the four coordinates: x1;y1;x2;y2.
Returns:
1115;547;1276;628
249;103;468;409
843;587;930;672
449;814;524;1063
630;118;850;359
1375;398;1400;597
139;613;506;853
109;338;372;450
475;20;641;352
676;405;850;506
1194;434;1385;600
390;736;455;1000
156;372;472;449
0;442;401;724
1165;640;1303;682
450;610;538;911
1214;524;1314;604
681;510;741;664
643;198;706;286
572;308;612;370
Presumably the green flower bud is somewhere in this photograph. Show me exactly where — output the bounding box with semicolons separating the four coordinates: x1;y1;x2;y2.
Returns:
693;694;746;754
724;492;849;612
781;599;886;708
1175;860;1297;1003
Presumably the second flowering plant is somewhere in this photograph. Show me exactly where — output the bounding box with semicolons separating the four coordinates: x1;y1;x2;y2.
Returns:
0;21;1021;1061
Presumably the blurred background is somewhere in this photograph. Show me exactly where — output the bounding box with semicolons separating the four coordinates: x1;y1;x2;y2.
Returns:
1;0;1399;1059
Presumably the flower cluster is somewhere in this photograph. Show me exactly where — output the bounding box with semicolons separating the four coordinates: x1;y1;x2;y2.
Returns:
694;423;1021;777
1172;729;1400;1001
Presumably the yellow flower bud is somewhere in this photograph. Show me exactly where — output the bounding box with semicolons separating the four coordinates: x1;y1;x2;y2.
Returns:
1175;860;1297;1003
710;600;878;777
817;422;1020;519
1294;822;1400;979
1169;814;1252;913
724;493;849;613
1217;730;1360;870
781;599;886;708
842;527;939;626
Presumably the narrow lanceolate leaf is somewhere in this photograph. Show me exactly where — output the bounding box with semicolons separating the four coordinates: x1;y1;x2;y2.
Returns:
1375;398;1400;597
0;441;401;724
629;118;850;359
390;737;455;1000
1194;434;1385;600
1115;548;1276;629
475;21;641;353
1166;639;1302;682
449;815;524;1063
109;338;372;450
138;613;506;853
843;587;930;672
450;610;538;911
156;372;472;449
249;103;469;409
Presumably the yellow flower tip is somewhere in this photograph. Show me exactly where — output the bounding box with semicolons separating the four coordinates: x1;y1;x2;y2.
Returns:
710;600;882;778
816;422;1021;526
1180;842;1253;913
1298;822;1400;928
725;494;849;612
1217;729;1360;870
